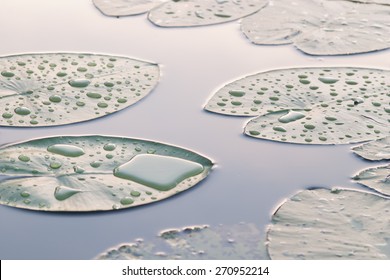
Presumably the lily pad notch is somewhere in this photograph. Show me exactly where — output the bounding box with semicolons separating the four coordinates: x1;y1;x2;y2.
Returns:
0;135;213;211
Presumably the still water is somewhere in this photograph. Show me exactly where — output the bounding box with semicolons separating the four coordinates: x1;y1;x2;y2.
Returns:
0;0;388;259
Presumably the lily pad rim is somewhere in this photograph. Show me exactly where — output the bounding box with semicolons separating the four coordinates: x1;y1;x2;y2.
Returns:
92;0;153;17
351;138;390;162
352;164;390;196
204;65;390;117
0;51;161;128
146;0;268;28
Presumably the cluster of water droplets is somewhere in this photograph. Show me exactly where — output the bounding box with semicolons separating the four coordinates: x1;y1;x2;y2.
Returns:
0;53;159;126
206;67;390;144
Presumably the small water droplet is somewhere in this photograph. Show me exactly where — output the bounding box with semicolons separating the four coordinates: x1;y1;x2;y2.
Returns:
18;155;30;162
54;186;82;201
120;197;134;205
90;161;102;168
20;191;30;198
318;77;339;84
103;143;116;151
86;92;102;99
130;190;141;197
50;162;62;169
49;95;62;103
228;90;246;97
273;126;287;132
2;112;13;119
68;79;90;88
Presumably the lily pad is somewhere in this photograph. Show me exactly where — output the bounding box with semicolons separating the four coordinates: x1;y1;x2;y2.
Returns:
241;0;390;55
0;53;159;127
267;188;390;259
353;165;390;195
97;223;267;259
352;137;390;161
93;0;165;16
0;135;213;211
148;0;267;27
205;67;390;144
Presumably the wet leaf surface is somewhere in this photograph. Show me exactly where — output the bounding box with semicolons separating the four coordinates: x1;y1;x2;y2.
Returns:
0;53;159;127
0;135;213;211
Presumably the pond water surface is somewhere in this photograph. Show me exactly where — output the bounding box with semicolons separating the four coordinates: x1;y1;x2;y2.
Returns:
0;0;389;259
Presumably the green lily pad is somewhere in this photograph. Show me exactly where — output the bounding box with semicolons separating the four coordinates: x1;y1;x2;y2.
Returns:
353;165;390;196
205;67;390;144
97;223;267;259
0;135;213;211
241;0;390;55
267;188;390;259
148;0;267;27
93;0;165;16
352;137;390;161
0;53;159;127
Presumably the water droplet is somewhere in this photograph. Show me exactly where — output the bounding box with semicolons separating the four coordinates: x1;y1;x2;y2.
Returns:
114;154;204;191
103;143;116;151
18;155;30;162
273;126;287;132
73;166;85;174
49;95;62;103
248;130;260;136
14;107;31;116
86;92;102;99
97;102;108;108
54;186;82;201
50;162;62;169
299;79;310;85
304;124;316;130
318;77;339;84
278;111;306;123
68;79;90;88
117;98;127;104
228;90;246;97
1;71;15;77
120;197;134;205
130;190;141;197
104;82;114;87
90;161;102;168
2;112;13;119
20;191;30;198
56;72;67;77
346;80;358;85
47;144;85;157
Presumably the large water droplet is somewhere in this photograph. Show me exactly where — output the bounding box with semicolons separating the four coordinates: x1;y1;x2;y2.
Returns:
278;111;306;123
113;154;204;191
68;79;90;88
54;186;82;201
14;107;31;116
47;144;85;157
1;71;15;77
